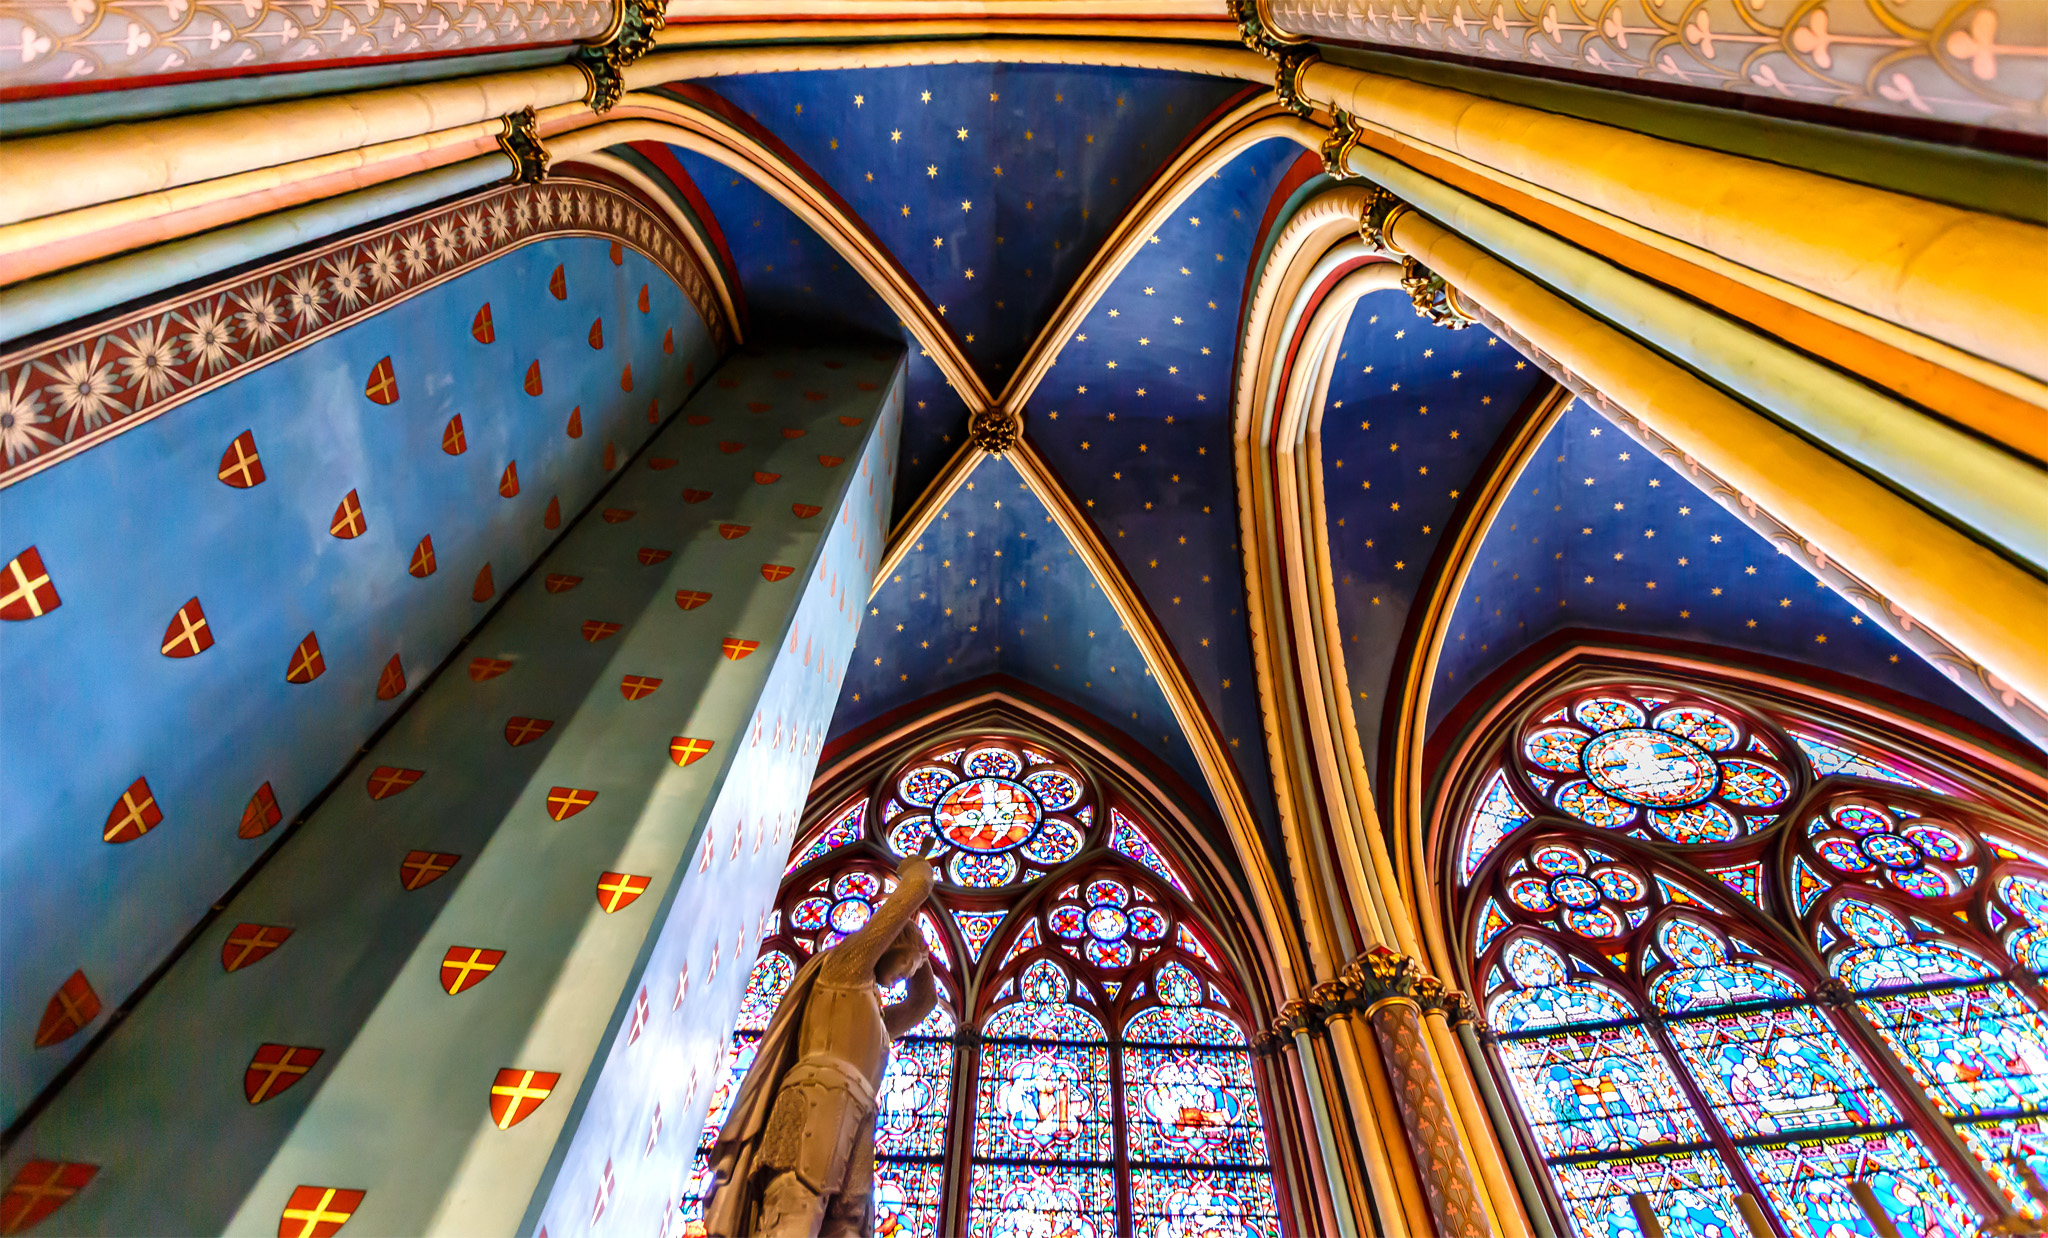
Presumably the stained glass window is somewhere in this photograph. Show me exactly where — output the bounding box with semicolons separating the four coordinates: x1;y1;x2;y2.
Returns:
682;732;1279;1236
1457;678;2047;1238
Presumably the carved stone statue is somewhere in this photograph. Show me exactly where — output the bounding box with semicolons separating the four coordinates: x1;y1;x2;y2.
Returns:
704;852;938;1238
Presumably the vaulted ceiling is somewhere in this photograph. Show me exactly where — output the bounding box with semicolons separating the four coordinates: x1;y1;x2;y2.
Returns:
633;58;2033;883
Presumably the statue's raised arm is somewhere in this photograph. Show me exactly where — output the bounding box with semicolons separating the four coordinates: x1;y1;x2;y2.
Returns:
822;852;934;986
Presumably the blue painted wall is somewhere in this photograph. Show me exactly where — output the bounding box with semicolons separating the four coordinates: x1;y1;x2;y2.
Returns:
0;349;898;1236
0;236;718;1121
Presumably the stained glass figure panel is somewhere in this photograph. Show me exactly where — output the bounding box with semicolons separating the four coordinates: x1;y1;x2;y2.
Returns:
971;1041;1114;1162
1496;1025;1706;1156
875;1036;955;1158
1664;1005;1898;1136
1956;1114;2048;1220
1859;984;2048;1118
1738;1130;1979;1238
734;952;796;1032
965;1165;1117;1238
1548;1150;1741;1238
1129;1166;1282;1238
873;1159;944;1238
1123;1044;1271;1165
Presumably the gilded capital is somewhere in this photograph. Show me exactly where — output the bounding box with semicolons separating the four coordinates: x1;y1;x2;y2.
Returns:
1319;110;1362;182
575;0;666;113
968;409;1020;455
1399;257;1477;331
496;107;550;185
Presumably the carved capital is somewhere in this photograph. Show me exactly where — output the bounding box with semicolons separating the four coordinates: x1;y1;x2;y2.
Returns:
1358;186;1408;255
1274;47;1319;119
1319;109;1362;181
1224;0;1298;59
575;0;665;113
1400;256;1477;331
497;107;550;185
967;408;1019;454
1350;947;1421;1006
1274;996;1325;1037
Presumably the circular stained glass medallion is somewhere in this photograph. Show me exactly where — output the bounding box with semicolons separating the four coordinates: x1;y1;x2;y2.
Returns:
1580;727;1719;808
934;777;1039;852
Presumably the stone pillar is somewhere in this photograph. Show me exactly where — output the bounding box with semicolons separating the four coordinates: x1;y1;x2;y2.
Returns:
0;347;902;1238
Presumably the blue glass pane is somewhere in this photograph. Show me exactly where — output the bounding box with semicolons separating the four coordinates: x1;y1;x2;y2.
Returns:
1129;1167;1282;1238
1739;1130;1979;1238
873;1158;944;1238
1125;1005;1245;1046
971;1041;1113;1161
1665;1005;1898;1136
1123;1045;1270;1165
965;1165;1116;1238
1548;1151;1740;1238
1860;983;2048;1118
876;1036;954;1158
1497;1025;1706;1156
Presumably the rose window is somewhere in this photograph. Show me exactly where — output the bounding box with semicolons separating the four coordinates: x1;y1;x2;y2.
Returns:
1805;800;1974;901
1502;841;1651;939
1519;693;1793;844
1048;878;1171;968
790;870;885;949
885;741;1090;889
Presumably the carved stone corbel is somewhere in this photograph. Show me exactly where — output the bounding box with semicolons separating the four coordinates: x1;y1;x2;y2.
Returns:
1274;47;1319;119
1399;256;1477;330
1319;109;1362;181
497;106;549;185
967;408;1019;454
1358;185;1407;255
575;0;666;113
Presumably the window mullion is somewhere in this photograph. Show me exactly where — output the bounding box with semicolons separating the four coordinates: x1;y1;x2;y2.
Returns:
941;1029;980;1236
1111;1027;1131;1238
1639;1012;1788;1238
1823;985;2019;1221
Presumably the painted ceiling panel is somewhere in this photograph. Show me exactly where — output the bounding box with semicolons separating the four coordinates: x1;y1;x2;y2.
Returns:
1021;137;1308;842
1317;291;1552;761
830;453;1212;819
669;147;971;523
1427;399;2013;737
692;64;1254;387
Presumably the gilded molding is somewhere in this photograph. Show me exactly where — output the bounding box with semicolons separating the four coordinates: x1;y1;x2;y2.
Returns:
575;0;667;113
1274;46;1319;118
496;107;550;185
1318;110;1363;181
1397;256;1477;330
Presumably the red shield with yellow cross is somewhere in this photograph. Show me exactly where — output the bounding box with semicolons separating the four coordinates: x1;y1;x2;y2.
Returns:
278;1186;364;1238
240;782;283;838
217;430;266;487
245;1044;324;1104
620;675;662;700
34;971;99;1046
0;546;60;621
398;850;459;891
504;717;553;746
365;766;421;800
469;657;513;682
441;946;504;995
721;638;759;661
103;777;162;843
489;1068;560;1129
286;632;325;684
222;924;292;972
2;1160;98;1234
364;356;398;404
546;787;597;821
669;737;714;767
596;872;649;913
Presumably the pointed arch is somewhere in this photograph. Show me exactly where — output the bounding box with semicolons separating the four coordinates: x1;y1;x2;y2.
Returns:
1441;663;2048;1238
689;694;1315;1236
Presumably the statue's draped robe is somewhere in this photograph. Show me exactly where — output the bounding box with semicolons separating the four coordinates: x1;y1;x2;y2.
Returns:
704;949;884;1236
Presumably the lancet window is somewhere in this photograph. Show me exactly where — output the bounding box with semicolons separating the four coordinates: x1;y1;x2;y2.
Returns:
1453;679;2048;1238
679;733;1283;1238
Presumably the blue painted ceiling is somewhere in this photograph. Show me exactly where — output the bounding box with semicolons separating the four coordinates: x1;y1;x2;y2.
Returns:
1317;289;1552;762
1423;398;2015;736
832;453;1208;801
663;64;1300;852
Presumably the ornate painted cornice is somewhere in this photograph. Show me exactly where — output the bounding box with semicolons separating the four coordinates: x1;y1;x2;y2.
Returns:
1262;0;2048;138
575;0;667;113
0;177;728;490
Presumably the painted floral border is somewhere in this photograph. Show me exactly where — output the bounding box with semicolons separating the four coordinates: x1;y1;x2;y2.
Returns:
0;177;731;491
1267;0;2046;135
